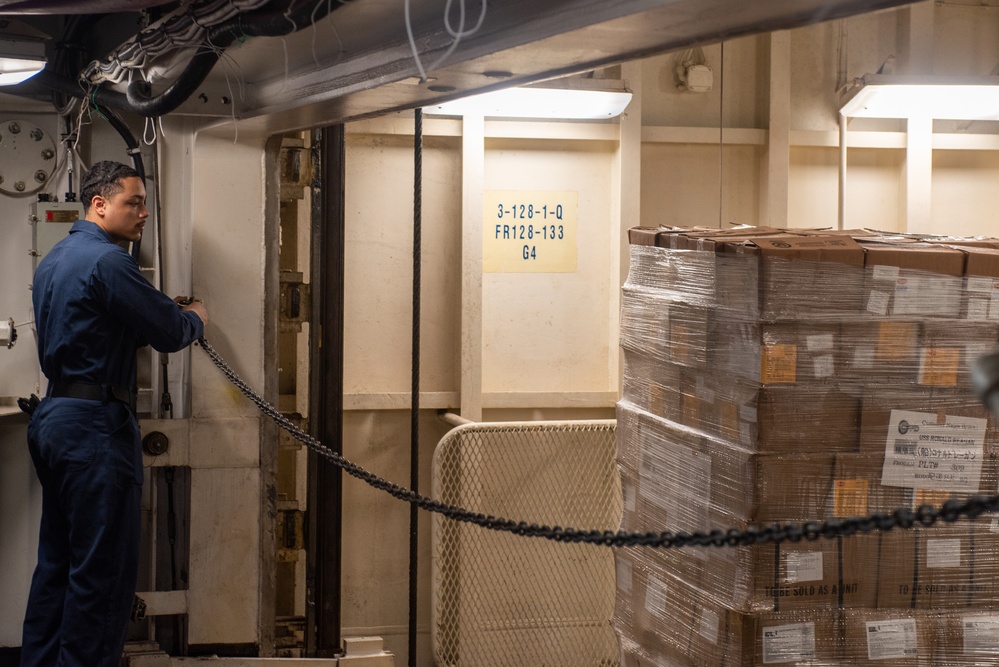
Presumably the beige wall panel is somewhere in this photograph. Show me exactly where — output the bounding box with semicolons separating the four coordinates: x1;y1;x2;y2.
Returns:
191;132;268;420
482;138;617;395
934;3;999;75
789;146;903;231
340;411;449;663
187;467;261;646
640;143;762;228
790;13;899;131
343;133;462;396
930;150;999;237
640;36;766;129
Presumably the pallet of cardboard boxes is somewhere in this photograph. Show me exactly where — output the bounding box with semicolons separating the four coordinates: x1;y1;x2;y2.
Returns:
616;226;999;665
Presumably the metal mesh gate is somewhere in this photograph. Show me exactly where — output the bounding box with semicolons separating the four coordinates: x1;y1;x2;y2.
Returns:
431;420;621;667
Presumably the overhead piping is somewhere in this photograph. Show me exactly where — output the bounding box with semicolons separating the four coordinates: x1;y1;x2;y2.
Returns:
17;0;343;117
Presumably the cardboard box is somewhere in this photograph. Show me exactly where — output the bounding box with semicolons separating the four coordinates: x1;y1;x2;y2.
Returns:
692;512;879;612
920;320;999;388
858;389;998;497
757;322;843;385
727;235;867;318
748;609;842;665
954;245;999;322
628;226;661;246
876;519;999;611
840;320;921;386
934;610;999;664
832;453;910;517
843;609;934;665
862;243;965;319
756;385;860;454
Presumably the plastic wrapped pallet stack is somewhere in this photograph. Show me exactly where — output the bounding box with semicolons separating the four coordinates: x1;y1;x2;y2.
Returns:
615;226;999;666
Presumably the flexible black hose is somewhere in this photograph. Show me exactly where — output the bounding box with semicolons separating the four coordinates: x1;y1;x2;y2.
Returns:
20;0;344;117
93;103;146;259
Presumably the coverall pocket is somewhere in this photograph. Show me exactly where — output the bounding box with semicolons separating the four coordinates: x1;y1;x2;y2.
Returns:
107;402;143;485
34;401;103;472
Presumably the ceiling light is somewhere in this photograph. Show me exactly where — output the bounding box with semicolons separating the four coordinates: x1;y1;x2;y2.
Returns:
840;74;999;121
425;83;633;120
0;35;47;86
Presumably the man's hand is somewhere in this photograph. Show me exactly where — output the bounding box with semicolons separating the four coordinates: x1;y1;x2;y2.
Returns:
175;296;209;325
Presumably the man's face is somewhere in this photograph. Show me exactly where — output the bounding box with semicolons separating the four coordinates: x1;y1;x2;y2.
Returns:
91;176;148;244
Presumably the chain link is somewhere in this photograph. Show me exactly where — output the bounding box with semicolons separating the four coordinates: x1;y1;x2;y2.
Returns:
198;336;999;548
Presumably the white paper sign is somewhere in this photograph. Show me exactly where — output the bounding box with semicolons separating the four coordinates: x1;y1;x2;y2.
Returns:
645;577;668;617
699;609;720;645
616;559;633;595
881;410;986;492
926;538;962;569
807;334;835;351
867;291;890;315
964;615;999;654
873;265;900;282
785;551;824;583
762;623;816;664
866;619;918;660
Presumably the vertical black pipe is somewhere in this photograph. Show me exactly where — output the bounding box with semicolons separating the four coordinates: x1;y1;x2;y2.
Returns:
408;108;423;667
306;125;346;657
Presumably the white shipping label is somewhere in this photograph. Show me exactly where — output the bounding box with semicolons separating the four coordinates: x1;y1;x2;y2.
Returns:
919;275;964;317
867;291;890;316
696;377;716;404
991;293;999;321
740;405;758;423
806;334;835;352
664;447;712;533
762;623;816;664
784;551;824;583
881;410;986;492
866;619;918;660
740;422;753;447
639;450;672;510
989;514;999;534
645;577;668;617
873;265;900;282
853;345;875;369
616;559;633;595
813;355;835;379
623;480;637;513
699;609;720;645
967;276;998;294
893;276;923;315
964;615;999;654
926;538;962;569
968;298;990;321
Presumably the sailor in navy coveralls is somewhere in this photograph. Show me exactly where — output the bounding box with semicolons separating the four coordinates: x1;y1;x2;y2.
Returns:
21;161;208;667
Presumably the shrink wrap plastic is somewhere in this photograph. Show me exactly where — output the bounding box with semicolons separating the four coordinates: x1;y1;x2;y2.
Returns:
616;228;999;665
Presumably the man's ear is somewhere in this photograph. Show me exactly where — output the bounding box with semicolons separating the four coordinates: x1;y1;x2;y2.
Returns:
90;195;105;217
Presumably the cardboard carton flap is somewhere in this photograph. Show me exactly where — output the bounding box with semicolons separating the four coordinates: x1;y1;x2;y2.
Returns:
746;236;866;266
863;243;966;276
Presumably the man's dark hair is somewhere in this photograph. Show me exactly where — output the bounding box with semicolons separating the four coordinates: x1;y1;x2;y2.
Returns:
81;161;141;213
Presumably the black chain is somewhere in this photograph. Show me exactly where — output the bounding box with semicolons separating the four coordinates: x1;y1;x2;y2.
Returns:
198;336;999;549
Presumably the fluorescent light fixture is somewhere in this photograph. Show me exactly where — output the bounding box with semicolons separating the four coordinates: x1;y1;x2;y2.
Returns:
840;74;999;120
425;85;633;120
0;36;46;86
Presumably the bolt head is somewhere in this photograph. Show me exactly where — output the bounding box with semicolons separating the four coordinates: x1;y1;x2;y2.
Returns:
15;181;25;191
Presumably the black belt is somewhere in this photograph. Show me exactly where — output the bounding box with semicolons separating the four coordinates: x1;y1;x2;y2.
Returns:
49;382;137;413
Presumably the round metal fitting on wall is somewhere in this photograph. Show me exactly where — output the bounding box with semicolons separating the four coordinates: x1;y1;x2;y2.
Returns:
0;120;56;197
142;431;170;456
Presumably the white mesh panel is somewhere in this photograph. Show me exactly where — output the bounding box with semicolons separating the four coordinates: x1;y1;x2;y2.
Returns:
431;420;621;667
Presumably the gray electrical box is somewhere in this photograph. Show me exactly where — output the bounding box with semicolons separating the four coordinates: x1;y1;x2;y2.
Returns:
30;200;83;271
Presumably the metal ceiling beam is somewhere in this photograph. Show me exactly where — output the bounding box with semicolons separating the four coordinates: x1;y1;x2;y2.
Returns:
182;0;917;134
